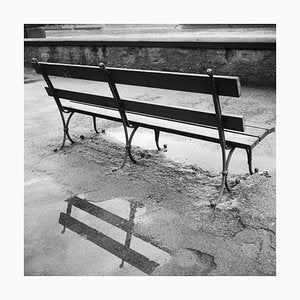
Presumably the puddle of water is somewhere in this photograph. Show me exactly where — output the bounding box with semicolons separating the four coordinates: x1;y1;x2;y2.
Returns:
59;196;171;275
106;126;275;174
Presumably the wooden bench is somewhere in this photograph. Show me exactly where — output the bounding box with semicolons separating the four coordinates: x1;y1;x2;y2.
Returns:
31;58;275;206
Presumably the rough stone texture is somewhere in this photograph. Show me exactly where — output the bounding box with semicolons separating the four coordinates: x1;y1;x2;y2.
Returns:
24;46;275;87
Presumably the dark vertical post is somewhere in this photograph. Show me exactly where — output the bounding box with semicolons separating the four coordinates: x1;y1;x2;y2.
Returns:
246;149;254;174
98;63;131;128
31;58;74;150
207;69;227;150
154;129;161;150
92;116;99;133
207;69;228;206
98;63;137;169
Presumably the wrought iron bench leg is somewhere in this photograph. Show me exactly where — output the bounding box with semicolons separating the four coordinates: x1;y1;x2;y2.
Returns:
211;147;236;207
212;147;261;207
65;112;75;143
127;126;139;164
224;147;236;192
92;116;99;134
58;111;75;150
154;129;162;150
245;148;254;174
113;126;139;171
245;148;259;174
154;129;167;151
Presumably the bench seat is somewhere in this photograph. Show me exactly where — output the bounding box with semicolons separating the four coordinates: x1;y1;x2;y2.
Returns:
63;100;274;150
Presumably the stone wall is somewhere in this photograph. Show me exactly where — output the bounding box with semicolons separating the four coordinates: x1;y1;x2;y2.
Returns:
24;45;275;87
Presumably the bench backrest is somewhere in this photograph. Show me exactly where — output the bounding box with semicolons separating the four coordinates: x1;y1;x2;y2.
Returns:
32;61;244;132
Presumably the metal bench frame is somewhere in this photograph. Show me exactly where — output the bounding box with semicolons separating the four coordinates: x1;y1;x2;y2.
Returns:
32;58;274;206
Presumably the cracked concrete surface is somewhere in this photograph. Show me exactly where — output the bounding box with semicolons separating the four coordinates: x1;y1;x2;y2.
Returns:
24;67;275;276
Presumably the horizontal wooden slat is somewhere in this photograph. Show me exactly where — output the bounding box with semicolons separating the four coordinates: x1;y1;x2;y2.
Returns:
65;102;260;149
246;122;275;134
227;124;268;141
59;213;159;274
125;101;245;131
242;125;269;141
46;88;245;131
35;61;241;97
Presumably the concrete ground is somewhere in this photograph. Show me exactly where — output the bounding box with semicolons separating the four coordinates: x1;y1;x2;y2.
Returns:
24;67;275;276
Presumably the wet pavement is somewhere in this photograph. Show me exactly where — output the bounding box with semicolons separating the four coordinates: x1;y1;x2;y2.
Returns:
24;68;276;276
59;196;171;275
26;190;171;275
107;126;275;175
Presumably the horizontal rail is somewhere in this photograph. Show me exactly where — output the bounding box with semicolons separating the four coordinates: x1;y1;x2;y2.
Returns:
46;88;245;131
36;62;241;97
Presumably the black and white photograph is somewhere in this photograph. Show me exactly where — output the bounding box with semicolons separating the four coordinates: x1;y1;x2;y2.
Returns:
24;23;276;276
2;1;300;298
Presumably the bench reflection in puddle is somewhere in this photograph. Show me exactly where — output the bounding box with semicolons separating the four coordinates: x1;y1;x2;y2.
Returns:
59;196;170;275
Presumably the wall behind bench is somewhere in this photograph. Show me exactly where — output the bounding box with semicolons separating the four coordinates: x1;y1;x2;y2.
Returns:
24;40;276;87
